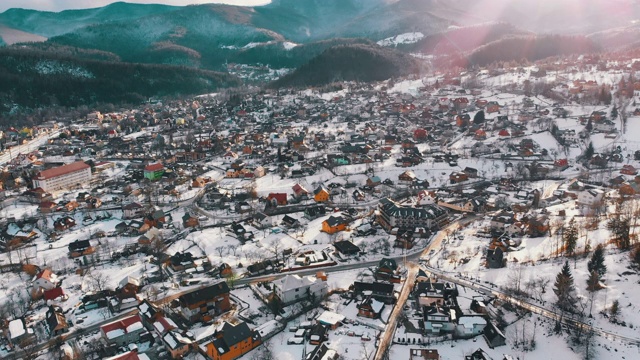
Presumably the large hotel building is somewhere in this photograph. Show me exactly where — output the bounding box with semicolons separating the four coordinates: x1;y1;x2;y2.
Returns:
32;161;92;192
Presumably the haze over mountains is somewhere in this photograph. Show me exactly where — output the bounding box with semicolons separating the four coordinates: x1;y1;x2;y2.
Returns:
0;0;639;109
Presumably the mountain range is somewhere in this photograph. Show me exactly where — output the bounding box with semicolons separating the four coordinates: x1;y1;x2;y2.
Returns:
0;0;638;109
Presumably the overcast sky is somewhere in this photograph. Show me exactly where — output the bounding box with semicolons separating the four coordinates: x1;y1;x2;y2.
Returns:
0;0;271;12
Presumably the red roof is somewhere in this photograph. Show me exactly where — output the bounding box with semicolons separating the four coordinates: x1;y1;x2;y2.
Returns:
35;161;90;180
37;269;55;282
144;163;164;172
267;193;287;203
44;287;64;301
101;314;142;334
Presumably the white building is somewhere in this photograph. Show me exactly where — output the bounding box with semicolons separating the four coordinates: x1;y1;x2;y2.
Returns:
32;161;92;192
577;189;605;207
273;274;328;306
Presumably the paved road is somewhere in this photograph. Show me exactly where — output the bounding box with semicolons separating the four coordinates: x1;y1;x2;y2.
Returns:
374;263;417;360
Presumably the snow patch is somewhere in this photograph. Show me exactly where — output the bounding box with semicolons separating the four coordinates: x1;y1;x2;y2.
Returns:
377;32;424;47
34;60;94;79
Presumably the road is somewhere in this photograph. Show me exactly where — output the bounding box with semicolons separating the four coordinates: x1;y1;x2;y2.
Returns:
374;263;417;360
2;309;137;360
0;129;61;166
421;266;640;347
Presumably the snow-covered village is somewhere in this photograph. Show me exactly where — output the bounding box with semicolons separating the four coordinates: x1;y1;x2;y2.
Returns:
3;52;640;360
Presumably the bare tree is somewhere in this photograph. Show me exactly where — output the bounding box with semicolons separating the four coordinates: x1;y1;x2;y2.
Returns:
87;271;110;293
215;246;226;258
227;244;238;257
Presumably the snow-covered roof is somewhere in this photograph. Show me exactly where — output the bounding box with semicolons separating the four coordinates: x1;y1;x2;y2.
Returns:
317;311;345;325
106;329;125;339
458;316;487;329
9;319;25;339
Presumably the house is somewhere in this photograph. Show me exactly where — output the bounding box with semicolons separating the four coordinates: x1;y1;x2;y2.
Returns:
182;212;200;228
465;349;493;360
68;239;95;258
621;165;638;176
273;274;328;306
332;240;361;256
577;189;604;207
352;281;395;304
281;214;300;228
54;216;76;231
44;287;65;301
169;251;196;272
33;269;58;292
100;314;145;347
162;330;194;359
144;163;164;181
414;279;457;307
398;170;417;185
122;202;145;219
304;205;326;220
8;318;33;346
457;316;487;338
322;216;348;234
267;193;288;206
483;321;506;348
177;281;231;322
253;212;274;228
316;311;345;330
463;167;479;178
308;323;329;345
486;247;505;269
450;172;468;184
46;305;69;336
357;296;385;319
409;349;441;360
292;184;309;199
313;186;330;203
117;276;141;299
366;176;381;187
39;201;57;213
307;343;338;360
394;231;417;249
422;305;456;334
202;321;261;360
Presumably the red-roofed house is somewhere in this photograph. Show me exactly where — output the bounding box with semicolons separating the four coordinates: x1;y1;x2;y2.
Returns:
100;314;145;347
144;163;164;181
32;161;92;192
44;287;65;301
34;269;58;291
267;193;288;206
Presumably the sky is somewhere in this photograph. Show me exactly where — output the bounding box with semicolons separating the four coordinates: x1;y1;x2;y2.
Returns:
0;0;272;13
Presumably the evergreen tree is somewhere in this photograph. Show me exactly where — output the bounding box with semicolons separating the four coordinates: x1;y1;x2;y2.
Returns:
586;270;601;292
473;110;485;124
563;218;578;258
611;105;618;120
587;244;607;279
607;217;631;250
609;299;620;322
553;261;576;311
585;118;593;132
585;141;595;160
